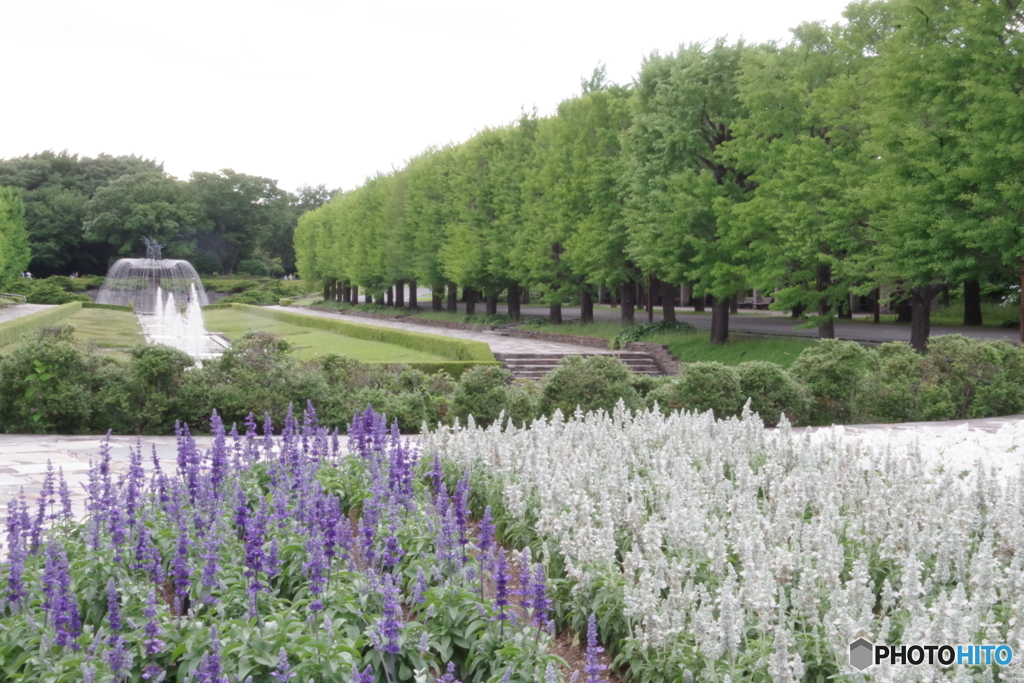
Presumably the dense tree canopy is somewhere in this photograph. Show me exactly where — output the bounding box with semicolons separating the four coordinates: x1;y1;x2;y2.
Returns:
0;187;30;287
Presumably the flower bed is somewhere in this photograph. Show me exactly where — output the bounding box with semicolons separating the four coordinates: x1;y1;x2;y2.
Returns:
426;405;1024;682
0;407;604;683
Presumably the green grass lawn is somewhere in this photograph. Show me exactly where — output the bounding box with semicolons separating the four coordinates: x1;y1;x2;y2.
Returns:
202;308;449;362
841;301;1019;328
0;308;144;358
515;320;815;368
649;331;816;369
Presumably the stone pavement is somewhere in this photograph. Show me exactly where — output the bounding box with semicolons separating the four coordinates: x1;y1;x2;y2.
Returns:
265;305;622;356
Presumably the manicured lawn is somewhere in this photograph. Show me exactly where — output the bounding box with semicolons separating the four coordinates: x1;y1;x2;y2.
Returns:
842;301;1019;328
0;307;143;358
520;320;629;339
202;308;449;362
649;330;817;369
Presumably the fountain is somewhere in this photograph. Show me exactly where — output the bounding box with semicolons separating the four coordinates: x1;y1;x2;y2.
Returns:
98;239;223;359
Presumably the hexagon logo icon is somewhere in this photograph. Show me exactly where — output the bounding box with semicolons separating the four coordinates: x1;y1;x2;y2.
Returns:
850;638;874;671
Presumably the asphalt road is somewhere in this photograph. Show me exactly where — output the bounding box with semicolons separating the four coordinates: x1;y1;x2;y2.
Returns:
476;302;1022;344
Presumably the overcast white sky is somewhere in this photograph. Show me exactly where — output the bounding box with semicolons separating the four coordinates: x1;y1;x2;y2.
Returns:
2;0;853;194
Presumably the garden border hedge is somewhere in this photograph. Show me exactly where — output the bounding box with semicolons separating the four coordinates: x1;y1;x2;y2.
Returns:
231;304;499;363
81;302;132;311
0;302;82;348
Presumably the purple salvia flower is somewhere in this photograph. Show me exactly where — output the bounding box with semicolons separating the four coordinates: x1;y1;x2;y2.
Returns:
430;452;444;498
518;549;533;613
199;625;228;683
141;664;165;681
477;505;494;555
500;666;513;683
352;665;374;683
532;564;551;629
151;444;168;508
493;548;510;637
304;531;327;612
584;613;607;683
243;411;258;465
171;515;192;610
106;578;122;633
262;412;274;460
244;497;268;595
42;539;78;647
229;421;242;471
57;468;73;521
330;427;340;461
208;410;228;498
439;661;462;683
133;516;164;583
82;662;97;683
265;538;281;579
377;573;403;655
110;500;128;562
453;472;470;552
103;636;133;681
175;421;201;502
545;662;559;683
233;483;249;537
412;566;427;605
142;587;165;656
31;460;56;551
5;496;20;551
5;535;26;610
270;647;295;682
199;523;222;604
126;440;145;531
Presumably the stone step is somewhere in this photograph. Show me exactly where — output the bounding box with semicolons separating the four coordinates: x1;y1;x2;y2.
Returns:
493;352;664;380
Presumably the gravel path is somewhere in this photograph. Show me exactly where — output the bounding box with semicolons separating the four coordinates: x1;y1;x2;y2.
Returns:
0;303;54;324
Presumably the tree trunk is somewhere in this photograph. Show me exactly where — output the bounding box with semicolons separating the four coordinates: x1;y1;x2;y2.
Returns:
963;279;983;326
507;283;521;320
365;291;373;304
395;281;404;308
385;287;393;307
872;287;880;323
323;281;330;301
910;284;945;353
351;285;358;303
432;289;443;311
816;263;834;338
693;292;705;312
486;293;497;316
549;302;562;324
621;282;635;324
661;281;676;322
646;278;655;323
408;280;418;310
791;303;806;318
710;296;730;344
680;283;693;307
837;295;852;319
465;288;476;316
447;283;458;313
522;288;530;305
729;295;738;314
580;287;594;323
895;297;912;323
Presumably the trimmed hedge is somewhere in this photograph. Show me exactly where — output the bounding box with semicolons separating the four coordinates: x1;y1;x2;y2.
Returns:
0;302;82;348
82;302;132;311
234;304;496;362
200;303;235;311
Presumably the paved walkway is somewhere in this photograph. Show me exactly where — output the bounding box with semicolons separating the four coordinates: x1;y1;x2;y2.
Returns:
266;305;620;355
0;303;52;324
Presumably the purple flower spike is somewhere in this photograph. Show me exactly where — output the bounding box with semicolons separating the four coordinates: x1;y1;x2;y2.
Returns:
352;665;374;683
439;661;463;683
271;647;295;681
209;410;228;497
584;613;608;683
142;587;165;656
532;564;551;628
106;578;122;632
493;548;510;631
376;573;403;655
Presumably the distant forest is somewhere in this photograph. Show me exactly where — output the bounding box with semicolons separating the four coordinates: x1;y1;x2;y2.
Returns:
0;151;336;277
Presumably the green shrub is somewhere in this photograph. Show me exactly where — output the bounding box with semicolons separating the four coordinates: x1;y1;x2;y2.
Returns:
787;339;878;425
451;365;514;428
611;319;697;348
736;361;810;427
918;335;1024;419
25;281;91;305
648;362;745;419
861;342;929;423
540;355;643;418
505;381;541;427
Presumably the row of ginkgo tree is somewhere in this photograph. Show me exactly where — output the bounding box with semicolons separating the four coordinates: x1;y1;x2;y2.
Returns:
295;0;1024;350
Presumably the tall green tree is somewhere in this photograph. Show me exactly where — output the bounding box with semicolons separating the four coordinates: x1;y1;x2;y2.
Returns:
0;187;31;287
189;169;293;275
722;20;875;338
83;172;205;259
627;40;758;343
405;146;460;310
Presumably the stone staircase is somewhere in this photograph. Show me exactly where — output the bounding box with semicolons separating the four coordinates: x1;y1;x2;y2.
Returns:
493;352;663;381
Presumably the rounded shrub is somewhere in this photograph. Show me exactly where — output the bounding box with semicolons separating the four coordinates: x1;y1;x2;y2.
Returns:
918;335;1024;419
787;339;878;425
451;365;514;428
648;362;744;419
736;361;810;427
540;355;642;418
